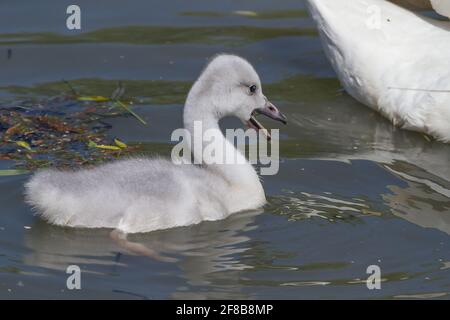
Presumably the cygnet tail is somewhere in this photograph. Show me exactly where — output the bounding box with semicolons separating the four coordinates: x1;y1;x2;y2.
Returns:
24;169;75;226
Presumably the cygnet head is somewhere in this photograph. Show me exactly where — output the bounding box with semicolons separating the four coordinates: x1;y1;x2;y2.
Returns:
184;54;286;137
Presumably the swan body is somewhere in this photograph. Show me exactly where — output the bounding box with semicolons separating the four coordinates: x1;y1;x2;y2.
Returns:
306;0;450;142
391;0;450;17
428;0;450;18
25;55;286;233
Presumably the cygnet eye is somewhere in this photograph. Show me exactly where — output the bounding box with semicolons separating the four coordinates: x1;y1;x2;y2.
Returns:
249;85;257;94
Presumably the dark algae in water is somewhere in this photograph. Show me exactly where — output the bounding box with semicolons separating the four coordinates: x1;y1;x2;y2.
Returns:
0;81;143;170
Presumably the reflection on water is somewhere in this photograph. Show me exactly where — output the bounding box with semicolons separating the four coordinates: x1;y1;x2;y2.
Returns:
269;158;450;236
269;191;376;222
300;110;450;236
383;162;450;235
23;210;261;298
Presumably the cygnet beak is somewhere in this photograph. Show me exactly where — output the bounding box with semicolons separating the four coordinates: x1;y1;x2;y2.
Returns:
245;100;287;141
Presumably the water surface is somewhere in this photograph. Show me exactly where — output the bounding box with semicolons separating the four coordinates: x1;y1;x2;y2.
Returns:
1;0;450;299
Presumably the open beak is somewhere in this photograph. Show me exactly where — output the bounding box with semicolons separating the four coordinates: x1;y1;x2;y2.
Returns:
246;100;287;140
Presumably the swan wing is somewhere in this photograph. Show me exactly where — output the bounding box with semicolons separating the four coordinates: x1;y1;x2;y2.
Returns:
390;0;450;18
430;0;450;18
306;0;450;141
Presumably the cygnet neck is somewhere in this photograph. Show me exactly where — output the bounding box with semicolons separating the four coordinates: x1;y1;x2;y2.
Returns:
183;98;262;192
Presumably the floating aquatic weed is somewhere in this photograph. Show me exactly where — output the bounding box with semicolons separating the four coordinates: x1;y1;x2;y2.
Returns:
0;81;143;170
114;138;127;149
88;140;122;151
0;169;29;176
77;96;110;102
113;99;147;125
76;81;146;125
15;141;32;151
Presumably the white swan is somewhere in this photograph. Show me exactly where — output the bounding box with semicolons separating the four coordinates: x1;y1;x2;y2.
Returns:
306;0;450;142
430;0;450;18
25;54;287;234
391;0;450;17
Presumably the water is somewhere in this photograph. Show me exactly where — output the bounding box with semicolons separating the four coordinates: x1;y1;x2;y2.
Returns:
1;0;450;299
